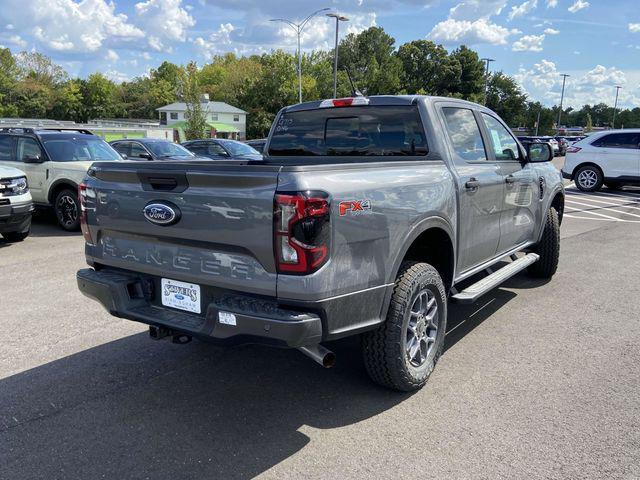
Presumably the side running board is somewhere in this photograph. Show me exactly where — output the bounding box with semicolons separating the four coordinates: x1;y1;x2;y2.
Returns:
451;253;539;304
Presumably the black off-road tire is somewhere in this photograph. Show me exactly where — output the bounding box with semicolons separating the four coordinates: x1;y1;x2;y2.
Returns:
574;165;603;192
528;207;560;279
54;189;80;231
361;262;447;392
2;230;29;242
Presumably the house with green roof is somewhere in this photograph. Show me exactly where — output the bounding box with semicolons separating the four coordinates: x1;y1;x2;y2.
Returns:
156;94;247;140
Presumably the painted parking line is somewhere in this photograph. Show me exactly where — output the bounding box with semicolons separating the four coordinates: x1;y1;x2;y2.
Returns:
565;199;640;219
565;193;640;211
563;205;629;222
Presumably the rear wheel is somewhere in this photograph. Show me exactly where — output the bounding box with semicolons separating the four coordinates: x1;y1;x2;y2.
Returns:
528;207;560;279
54;189;80;231
574;165;603;192
362;262;447;392
2;230;29;242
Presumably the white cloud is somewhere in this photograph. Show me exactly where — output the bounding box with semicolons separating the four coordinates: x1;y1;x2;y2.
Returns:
429;18;517;45
544;28;560;35
568;0;589;13
194;23;236;58
104;69;130;83
512;34;545;51
508;0;538;21
546;0;558;7
105;49;119;62
579;65;626;86
448;0;508;20
629;23;640;33
0;0;144;53
135;0;195;50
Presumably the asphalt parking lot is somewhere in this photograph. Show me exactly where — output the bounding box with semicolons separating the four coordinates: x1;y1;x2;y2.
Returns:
2;162;640;479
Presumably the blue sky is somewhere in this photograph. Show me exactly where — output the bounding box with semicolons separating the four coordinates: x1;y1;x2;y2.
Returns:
0;0;639;109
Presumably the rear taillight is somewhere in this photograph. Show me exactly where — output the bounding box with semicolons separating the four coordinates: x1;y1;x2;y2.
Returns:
274;191;330;274
78;183;94;245
566;146;582;154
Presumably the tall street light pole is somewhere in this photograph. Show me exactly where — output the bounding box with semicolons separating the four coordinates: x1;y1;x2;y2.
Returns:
271;8;331;104
612;85;622;129
327;13;349;98
557;73;570;133
481;58;495;105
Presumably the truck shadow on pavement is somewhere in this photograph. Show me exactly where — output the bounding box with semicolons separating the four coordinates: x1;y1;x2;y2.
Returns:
1;276;535;480
28;211;80;238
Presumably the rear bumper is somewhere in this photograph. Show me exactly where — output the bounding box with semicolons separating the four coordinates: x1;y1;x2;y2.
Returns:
77;268;323;347
0;202;34;233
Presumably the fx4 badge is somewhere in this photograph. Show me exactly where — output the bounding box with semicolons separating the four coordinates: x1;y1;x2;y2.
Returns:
339;199;372;216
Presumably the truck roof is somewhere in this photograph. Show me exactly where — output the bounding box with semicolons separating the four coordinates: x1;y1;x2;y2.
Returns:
281;95;484;113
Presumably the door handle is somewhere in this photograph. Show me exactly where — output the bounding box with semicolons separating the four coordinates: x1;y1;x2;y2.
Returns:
505;175;516;184
465;178;480;190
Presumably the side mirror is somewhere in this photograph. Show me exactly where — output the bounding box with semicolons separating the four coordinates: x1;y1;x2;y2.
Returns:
139;152;153;160
526;142;553;163
23;154;44;163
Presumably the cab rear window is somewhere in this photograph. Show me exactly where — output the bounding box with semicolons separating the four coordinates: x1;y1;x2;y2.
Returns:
268;106;428;157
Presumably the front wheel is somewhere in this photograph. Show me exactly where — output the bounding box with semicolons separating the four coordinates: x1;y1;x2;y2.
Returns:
575;165;603;192
362;262;447;392
528;207;560;279
54;189;80;231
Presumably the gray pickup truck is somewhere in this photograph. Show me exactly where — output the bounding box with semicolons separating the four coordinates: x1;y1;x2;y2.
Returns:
77;96;564;391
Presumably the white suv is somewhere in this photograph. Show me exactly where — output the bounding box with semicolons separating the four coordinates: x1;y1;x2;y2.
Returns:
0;165;33;242
0;128;122;230
562;129;640;192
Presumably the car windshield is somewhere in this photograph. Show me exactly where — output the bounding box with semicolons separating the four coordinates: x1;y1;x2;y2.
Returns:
221;141;259;156
43;137;122;162
146;141;194;157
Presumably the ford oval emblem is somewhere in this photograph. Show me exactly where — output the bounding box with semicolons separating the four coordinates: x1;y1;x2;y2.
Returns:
143;202;181;226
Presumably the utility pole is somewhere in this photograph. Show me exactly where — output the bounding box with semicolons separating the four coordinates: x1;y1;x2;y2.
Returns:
481;58;495;105
271;8;331;104
327;13;349;98
535;108;541;136
612;85;622;129
557;73;570;133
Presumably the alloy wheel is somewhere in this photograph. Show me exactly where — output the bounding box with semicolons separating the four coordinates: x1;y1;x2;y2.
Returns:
577;169;598;190
406;289;439;367
56;194;78;228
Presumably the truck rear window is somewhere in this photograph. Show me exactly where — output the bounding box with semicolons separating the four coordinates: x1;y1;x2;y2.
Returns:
268;106;428;157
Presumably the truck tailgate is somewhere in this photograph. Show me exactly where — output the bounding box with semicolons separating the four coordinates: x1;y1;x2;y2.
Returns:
83;162;280;296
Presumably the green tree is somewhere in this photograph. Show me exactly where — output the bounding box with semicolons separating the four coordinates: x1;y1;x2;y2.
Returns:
181;61;207;140
486;72;527;127
396;40;461;96
450;46;485;101
49;79;84;121
80;73;118;121
0;48;19;116
338;27;402;95
585;113;593;132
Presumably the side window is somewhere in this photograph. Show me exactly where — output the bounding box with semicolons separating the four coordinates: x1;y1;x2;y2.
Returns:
0;135;14;161
208;143;228;156
593;133;640;149
211;113;219;121
233;114;240;122
17;137;43;162
442;107;487;162
129;143;148;158
186;144;204;155
481;113;521;161
111;142;130;156
170;112;178;120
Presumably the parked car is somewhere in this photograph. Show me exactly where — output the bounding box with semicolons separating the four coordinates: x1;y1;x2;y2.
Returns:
537;136;560;156
109;138;207;161
77;95;563;392
182;138;262;161
0;165;33;242
554;137;569;156
562;129;640;191
0;128;121;230
244;138;267;153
